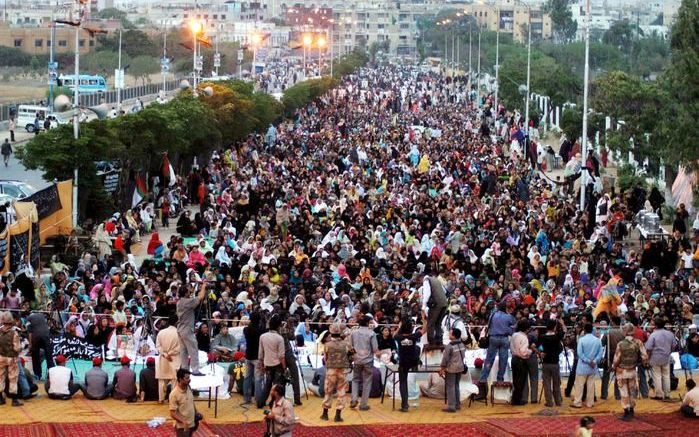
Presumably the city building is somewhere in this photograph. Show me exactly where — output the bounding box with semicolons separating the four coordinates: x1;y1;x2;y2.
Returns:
462;0;552;43
0;22;102;55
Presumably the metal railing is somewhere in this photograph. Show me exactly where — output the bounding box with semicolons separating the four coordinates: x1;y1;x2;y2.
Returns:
0;78;182;121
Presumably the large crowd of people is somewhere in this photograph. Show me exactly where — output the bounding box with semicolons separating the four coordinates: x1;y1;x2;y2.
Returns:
1;64;698;434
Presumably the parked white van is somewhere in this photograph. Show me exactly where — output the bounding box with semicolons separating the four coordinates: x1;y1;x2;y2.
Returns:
16;105;65;133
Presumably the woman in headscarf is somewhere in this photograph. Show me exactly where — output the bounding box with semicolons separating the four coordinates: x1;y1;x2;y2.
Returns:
93;223;112;260
125;209;141;242
146;232;164;257
215;245;232;267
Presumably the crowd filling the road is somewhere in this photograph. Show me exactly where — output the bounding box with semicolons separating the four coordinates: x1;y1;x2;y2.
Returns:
1;65;699;436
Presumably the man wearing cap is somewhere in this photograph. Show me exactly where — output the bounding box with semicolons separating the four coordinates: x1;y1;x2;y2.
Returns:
0;311;22;406
441;304;471;346
177;282;207;376
156;314;181;403
80;357;112;400
613;323;648;421
112;356;137;402
139;357;159;402
46;354;80;400
321;323;350;422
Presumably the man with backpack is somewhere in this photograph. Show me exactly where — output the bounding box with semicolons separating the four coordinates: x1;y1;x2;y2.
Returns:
612;323;648;421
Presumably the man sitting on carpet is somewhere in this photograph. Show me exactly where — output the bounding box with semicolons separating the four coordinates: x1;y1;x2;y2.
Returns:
46;355;81;400
682;379;699;418
112;356;137;402
80;357;112;400
139;357;159;402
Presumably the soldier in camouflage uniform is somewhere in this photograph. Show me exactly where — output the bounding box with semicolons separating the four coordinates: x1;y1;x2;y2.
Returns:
321;323;351;422
612;323;648;422
0;311;23;406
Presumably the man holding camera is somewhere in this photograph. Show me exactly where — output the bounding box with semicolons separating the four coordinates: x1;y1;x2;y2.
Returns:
321;323;350;422
265;384;296;437
177;282;207;376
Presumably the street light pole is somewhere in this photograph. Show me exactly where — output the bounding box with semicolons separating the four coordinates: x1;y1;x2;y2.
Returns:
116;28;122;113
468;21;472;76
524;11;532;165
477;27;481;104
580;0;591;211
72;3;81;229
162;23;167;93
494;6;500;114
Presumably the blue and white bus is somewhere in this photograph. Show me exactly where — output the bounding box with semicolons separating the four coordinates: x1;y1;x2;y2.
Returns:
57;74;108;94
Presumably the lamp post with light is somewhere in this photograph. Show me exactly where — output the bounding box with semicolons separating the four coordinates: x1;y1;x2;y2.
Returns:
251;32;262;79
303;33;312;74
190;20;202;94
317;35;326;74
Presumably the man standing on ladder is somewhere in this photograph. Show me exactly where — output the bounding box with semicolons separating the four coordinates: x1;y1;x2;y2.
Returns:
422;267;448;346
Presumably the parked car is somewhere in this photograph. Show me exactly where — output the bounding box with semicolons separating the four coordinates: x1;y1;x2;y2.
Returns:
0;180;37;199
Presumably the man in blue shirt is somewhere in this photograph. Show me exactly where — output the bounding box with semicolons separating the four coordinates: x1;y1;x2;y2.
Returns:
476;302;516;400
572;323;603;408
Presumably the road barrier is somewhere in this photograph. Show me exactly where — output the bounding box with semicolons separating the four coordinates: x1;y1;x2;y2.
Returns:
0;79;182;122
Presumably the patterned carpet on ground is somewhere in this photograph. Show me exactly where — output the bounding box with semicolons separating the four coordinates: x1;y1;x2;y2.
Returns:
2;412;699;437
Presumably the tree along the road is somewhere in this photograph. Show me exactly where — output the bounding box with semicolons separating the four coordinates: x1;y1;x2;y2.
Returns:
590;71;668;162
655;0;699;171
544;0;578;43
129;55;159;85
498;51;582;112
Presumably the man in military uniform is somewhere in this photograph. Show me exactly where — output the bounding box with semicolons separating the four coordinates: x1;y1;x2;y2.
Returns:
321;323;350;422
0;311;23;406
612;323;648;421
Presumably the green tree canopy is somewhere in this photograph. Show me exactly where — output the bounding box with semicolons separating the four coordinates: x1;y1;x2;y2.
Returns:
591;71;667;161
129;55;159;84
544;0;578;42
655;0;699;170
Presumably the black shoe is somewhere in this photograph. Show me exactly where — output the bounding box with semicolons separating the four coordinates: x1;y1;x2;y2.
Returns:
294;399;303;406
12;398;23;407
191;371;205;377
359;405;370;411
334;410;343;422
619;408;631;422
22;393;37;400
349;401;358;409
0;395;6;405
320;409;329;421
400;406;409;412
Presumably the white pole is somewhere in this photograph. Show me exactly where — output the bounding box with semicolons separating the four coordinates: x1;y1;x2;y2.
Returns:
494;7;499;114
192;28;197;94
116;28;122;113
330;27;334;76
524;12;531;164
477;28;481;96
468;22;472;76
162;25;167;93
72;17;80;229
580;0;591;211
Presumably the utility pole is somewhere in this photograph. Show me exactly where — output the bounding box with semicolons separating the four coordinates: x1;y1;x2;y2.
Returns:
468;21;472;76
494;6;500;114
524;11;532;165
72;0;82;229
48;11;56;111
116;28;122;113
580;0;591;211
162;24;167;93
